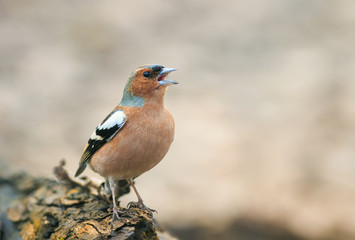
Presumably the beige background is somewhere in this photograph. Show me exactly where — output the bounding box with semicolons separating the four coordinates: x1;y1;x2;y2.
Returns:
1;1;355;239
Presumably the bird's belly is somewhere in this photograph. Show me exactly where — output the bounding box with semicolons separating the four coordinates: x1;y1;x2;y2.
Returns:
89;116;174;179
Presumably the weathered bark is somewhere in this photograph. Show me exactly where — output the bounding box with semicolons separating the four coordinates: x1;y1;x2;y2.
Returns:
0;160;176;240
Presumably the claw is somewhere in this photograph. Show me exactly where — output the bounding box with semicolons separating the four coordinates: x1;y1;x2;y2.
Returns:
111;206;123;222
127;201;157;214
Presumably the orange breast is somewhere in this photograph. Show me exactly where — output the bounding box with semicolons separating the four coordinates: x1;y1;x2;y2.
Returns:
89;104;175;179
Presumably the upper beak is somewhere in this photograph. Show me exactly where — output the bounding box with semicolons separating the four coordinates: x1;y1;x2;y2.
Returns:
158;68;178;86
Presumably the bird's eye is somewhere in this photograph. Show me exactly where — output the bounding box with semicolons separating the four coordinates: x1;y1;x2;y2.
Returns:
143;71;151;78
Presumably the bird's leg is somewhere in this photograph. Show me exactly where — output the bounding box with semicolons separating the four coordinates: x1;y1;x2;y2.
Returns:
108;177;122;221
127;179;157;214
129;179;144;206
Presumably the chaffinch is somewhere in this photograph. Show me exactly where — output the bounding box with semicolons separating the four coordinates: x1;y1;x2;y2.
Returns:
75;64;178;220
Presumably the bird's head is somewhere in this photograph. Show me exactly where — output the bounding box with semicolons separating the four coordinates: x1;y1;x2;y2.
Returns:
120;64;178;107
130;64;178;95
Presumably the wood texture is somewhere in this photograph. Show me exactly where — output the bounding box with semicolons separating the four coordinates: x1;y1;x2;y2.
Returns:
0;160;176;240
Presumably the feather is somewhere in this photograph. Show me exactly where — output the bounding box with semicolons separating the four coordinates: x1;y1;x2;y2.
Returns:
75;109;126;177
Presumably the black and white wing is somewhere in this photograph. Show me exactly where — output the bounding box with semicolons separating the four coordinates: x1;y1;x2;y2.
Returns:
75;109;126;177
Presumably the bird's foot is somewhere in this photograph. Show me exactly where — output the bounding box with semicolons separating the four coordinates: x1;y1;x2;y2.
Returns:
127;201;157;214
111;206;123;222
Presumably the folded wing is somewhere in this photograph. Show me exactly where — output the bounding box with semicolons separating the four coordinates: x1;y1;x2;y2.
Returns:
75;109;126;177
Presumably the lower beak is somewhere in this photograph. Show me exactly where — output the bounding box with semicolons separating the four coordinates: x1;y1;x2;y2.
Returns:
159;79;179;86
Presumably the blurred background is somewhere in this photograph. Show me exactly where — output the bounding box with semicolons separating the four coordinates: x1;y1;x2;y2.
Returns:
1;0;355;239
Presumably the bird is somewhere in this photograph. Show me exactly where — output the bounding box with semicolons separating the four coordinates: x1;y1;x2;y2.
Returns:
75;64;178;220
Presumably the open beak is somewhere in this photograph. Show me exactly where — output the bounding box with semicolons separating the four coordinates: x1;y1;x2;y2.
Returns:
158;68;178;86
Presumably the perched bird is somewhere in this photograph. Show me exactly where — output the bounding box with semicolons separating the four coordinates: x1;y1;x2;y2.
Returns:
75;64;178;220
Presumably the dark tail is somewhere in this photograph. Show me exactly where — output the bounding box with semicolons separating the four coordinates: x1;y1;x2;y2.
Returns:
74;164;87;177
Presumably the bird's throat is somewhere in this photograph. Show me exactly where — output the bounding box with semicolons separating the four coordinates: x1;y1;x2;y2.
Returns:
120;89;145;108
